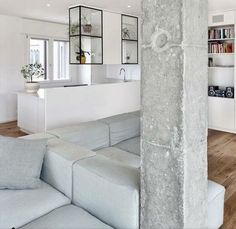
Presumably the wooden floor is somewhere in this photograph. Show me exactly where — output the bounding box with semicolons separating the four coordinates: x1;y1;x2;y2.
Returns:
0;122;235;227
208;130;236;229
0;121;27;137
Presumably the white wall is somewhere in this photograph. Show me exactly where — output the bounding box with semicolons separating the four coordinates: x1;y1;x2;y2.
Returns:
0;15;24;123
91;65;141;84
106;65;141;81
0;13;140;123
0;14;88;123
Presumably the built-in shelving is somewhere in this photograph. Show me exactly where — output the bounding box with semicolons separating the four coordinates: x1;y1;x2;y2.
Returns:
69;5;103;65
208;13;236;133
121;15;138;64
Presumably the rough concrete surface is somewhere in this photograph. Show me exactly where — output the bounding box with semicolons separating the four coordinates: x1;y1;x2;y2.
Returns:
141;0;208;228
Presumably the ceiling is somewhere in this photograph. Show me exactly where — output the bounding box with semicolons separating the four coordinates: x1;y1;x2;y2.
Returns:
0;0;141;24
0;0;235;24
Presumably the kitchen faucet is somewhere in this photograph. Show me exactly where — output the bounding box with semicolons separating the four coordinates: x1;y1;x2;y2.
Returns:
120;68;127;82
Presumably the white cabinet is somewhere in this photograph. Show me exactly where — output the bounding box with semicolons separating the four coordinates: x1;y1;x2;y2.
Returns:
17;82;140;133
208;97;235;131
103;11;121;64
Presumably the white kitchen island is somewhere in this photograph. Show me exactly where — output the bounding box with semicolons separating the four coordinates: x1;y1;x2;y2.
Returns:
17;81;140;133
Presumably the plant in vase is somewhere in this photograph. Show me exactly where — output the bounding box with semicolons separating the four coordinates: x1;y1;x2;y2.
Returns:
126;55;131;63
76;50;91;64
70;23;79;35
21;63;45;93
122;27;130;39
82;15;92;33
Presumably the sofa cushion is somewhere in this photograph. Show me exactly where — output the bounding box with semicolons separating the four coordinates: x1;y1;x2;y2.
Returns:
47;121;109;150
208;180;225;229
100;113;140;146
130;110;140;117
0;136;46;190
41;138;96;198
20;133;56;140
96;147;140;168
114;137;140;156
0;181;70;229
20;205;112;229
73;155;139;229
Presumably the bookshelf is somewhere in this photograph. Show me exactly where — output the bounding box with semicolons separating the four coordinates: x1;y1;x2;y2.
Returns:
208;11;236;133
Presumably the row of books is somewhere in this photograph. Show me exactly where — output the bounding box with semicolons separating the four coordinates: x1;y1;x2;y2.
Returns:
208;28;234;40
208;42;234;53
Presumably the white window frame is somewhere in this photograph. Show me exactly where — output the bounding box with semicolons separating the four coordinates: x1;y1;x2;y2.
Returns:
25;34;71;85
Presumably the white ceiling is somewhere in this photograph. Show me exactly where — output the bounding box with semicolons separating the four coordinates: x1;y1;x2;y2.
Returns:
0;0;141;24
0;0;235;24
208;0;236;12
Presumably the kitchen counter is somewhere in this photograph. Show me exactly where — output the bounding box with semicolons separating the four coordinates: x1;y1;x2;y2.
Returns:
17;81;140;133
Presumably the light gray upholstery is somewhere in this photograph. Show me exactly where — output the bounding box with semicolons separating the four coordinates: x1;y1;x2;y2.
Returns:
20;205;112;229
0;181;70;229
47;121;109;150
114;137;140;156
41;138;96;198
208;180;225;229
73;155;139;229
0;136;46;189
100;113;140;146
130;110;140;117
96;147;140;168
20;133;56;140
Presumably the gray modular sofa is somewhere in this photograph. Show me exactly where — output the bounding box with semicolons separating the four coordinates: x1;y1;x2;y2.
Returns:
0;111;225;229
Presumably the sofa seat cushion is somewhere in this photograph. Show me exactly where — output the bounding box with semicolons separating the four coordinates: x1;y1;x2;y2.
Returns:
114;137;140;156
100;113;140;146
208;180;225;229
96;147;140;168
20;205;112;229
73;155;139;229
0;181;70;229
47;121;109;150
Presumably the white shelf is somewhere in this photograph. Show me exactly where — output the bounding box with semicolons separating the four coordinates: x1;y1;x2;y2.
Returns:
208;38;234;41
208;96;234;100
208;66;234;69
208;18;236;133
208;53;234;55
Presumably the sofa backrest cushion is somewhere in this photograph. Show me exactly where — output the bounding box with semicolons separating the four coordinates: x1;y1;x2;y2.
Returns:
0;136;46;190
47;121;110;150
100;113;140;146
72;155;139;229
41;138;96;199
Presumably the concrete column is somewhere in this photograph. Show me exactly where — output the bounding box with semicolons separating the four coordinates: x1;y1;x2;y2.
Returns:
141;0;208;228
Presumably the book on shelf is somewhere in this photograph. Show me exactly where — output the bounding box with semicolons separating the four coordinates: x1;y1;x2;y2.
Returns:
208;42;234;53
208;28;234;40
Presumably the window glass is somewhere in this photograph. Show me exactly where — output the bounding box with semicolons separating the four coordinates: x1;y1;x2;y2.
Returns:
53;41;69;80
30;38;48;81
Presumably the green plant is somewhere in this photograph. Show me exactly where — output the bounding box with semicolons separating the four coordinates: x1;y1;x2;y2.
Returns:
21;64;45;83
82;15;90;25
70;23;79;35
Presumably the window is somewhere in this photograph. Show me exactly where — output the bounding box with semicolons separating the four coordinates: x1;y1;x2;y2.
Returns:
53;41;69;80
28;36;70;83
30;38;48;81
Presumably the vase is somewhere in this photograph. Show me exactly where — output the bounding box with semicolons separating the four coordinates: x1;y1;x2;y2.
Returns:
83;24;92;33
25;82;40;94
81;56;86;64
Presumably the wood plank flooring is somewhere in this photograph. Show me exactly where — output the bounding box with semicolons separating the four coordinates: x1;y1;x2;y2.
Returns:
0;121;27;137
208;130;236;229
0;122;235;227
